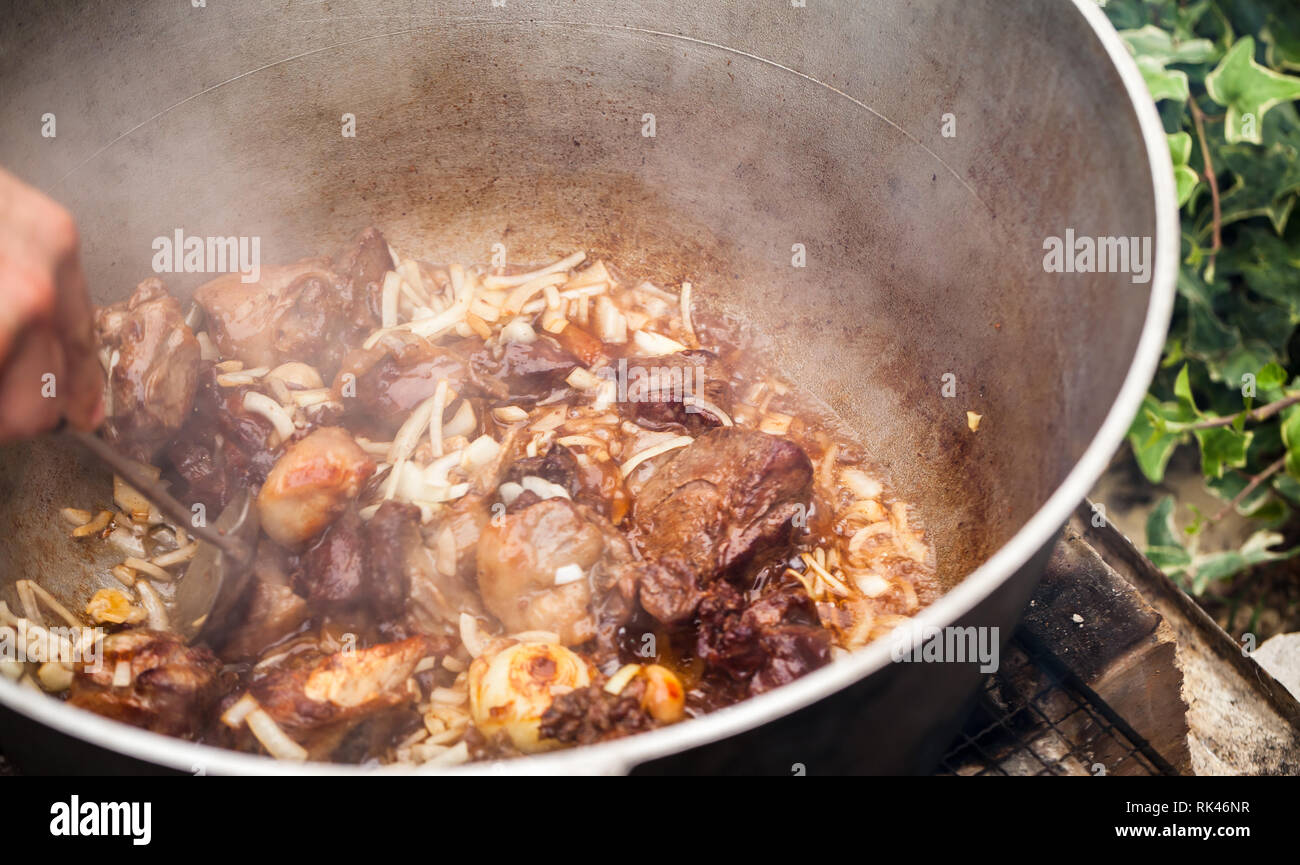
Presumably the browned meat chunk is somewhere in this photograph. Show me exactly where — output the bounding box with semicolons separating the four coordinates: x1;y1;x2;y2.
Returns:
466;335;577;403
504;444;631;524
333;226;394;325
696;582;831;696
248;635;446;760
94;278;201;459
477;498;641;645
68;629;223;739
195;229;391;378
631;427;813;623
344;347;471;434
217;541;310;661
256;427;375;549
299;501;419;623
538;680;654;746
623;350;733;433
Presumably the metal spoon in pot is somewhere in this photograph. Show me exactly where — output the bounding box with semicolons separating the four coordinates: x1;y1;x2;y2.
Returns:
64;427;258;643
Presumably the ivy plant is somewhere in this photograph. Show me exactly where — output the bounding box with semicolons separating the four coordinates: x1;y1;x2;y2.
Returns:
1103;0;1300;592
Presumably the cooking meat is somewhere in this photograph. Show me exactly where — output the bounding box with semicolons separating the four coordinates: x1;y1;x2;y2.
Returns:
217;540;310;661
538;680;654;746
333;226;395;325
256;427;376;549
58;238;935;767
196;228;391;377
631;427;814;622
504;443;631;524
94;278;201;459
623;349;734;433
247;635;446;760
467;335;577;402
165;368;280;511
67;629;223;739
298;500;434;625
476;497;640;645
343;346;471;434
695;582;831;695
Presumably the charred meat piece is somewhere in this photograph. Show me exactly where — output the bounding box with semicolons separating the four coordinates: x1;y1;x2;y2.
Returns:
217;540;310;661
538;679;654;746
466;335;577;402
166;368;280;512
622;350;733;433
630;427;813;623
333;226;395;325
94;278;201;460
344;347;471;434
256;427;376;549
695;582;831;696
68;629;223;739
300;507;368;615
298;500;425;624
248;635;446;760
477;498;640;646
195;229;392;378
504;444;630;525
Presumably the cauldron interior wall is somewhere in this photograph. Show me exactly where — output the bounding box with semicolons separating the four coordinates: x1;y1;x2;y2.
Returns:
0;0;1170;773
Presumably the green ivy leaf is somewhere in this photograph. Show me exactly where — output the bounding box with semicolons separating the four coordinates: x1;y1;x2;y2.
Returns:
1188;529;1296;592
1193;424;1253;476
1127;395;1188;482
1205;36;1300;143
1169;131;1200;204
1122;25;1221;65
1145;495;1193;575
1138;55;1192;102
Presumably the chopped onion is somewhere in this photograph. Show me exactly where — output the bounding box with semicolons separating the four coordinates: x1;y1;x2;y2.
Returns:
461;434;500;471
633;329;688;356
841;468;882;500
594;296;627;344
108;527;147;559
195;331;219;361
492;405;529;423
680;281;697;346
135;580;169;630
520;475;570;500
112;659;132;688
500;316;538;345
268;362;325;390
381;270;402;328
684;395;733;426
61;507;92;527
484;251;586;290
553;563;584;586
221;693;259;728
619;435;693;478
497;481;523;505
429;379;451;458
243;391;296;441
565;368;602;392
442;400;476;439
246;708;308;761
603;663;642;696
459;613;487;658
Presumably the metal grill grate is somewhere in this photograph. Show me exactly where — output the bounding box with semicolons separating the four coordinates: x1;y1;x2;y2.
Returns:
937;633;1180;776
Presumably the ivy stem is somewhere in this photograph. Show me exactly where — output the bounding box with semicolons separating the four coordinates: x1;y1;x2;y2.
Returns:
1182;392;1300;430
1212;456;1286;522
1189;98;1223;263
